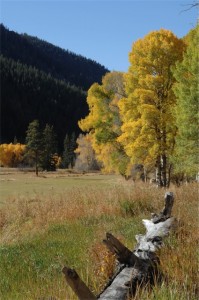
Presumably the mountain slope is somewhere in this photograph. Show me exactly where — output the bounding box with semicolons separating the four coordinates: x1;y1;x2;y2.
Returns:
0;24;109;151
0;24;108;90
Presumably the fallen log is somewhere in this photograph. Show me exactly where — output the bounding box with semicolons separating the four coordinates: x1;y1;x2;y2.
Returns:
62;192;175;300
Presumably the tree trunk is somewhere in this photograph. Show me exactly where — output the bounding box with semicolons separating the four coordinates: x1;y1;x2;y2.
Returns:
167;163;172;188
35;151;39;176
156;156;163;187
143;166;147;183
161;154;167;187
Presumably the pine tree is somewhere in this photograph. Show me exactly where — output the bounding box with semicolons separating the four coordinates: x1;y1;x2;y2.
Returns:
61;133;77;169
70;132;77;168
25;120;42;176
41;124;57;171
62;134;70;168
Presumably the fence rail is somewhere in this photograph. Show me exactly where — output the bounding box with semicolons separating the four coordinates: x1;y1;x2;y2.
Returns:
62;192;174;299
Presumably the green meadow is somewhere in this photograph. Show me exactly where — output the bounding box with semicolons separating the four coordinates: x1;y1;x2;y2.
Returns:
0;170;198;299
0;169;117;204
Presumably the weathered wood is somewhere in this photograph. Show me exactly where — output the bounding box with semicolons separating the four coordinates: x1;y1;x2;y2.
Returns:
103;233;139;265
62;192;175;300
134;217;174;255
100;192;175;299
162;192;174;217
151;191;174;223
98;267;132;299
62;266;97;300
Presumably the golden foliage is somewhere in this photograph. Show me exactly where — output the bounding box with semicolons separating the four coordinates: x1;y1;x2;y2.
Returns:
79;72;132;175
0;143;26;167
119;29;184;168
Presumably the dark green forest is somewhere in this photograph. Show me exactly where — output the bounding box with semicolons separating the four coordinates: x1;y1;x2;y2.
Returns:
0;24;109;151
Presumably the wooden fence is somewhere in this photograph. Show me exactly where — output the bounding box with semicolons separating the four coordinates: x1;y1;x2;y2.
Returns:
62;192;174;299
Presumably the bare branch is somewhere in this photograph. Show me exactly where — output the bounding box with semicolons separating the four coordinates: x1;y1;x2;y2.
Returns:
180;1;199;13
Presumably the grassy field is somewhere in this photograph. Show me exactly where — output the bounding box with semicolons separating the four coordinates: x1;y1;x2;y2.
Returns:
0;169;118;205
0;169;198;299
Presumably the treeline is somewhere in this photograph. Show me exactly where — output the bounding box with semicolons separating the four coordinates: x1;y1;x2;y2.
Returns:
78;26;198;186
0;120;75;172
0;24;108;151
0;121;99;174
0;24;108;90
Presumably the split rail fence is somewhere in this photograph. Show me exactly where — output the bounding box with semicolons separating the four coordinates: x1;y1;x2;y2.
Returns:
62;192;174;299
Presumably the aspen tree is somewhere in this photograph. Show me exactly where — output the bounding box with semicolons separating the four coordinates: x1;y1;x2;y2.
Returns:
118;29;184;186
79;72;131;176
172;25;199;177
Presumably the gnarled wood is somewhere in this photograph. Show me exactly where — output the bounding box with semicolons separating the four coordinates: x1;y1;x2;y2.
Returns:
151;191;174;223
103;233;139;265
62;266;96;300
98;267;132;299
101;192;174;299
62;192;175;300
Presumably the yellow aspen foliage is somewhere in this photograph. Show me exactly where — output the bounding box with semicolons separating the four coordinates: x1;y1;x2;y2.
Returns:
0;143;26;167
78;72;132;176
118;29;184;186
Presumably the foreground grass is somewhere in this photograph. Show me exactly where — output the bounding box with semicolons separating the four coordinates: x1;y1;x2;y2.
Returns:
0;173;198;299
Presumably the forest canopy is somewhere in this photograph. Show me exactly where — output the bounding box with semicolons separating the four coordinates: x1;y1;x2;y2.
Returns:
79;25;198;185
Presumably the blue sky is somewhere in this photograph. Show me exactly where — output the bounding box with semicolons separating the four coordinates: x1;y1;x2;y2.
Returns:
0;0;198;71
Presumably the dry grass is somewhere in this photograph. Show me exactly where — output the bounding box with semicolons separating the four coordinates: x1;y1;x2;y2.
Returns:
0;174;198;299
0;182;163;244
159;183;199;298
129;183;199;300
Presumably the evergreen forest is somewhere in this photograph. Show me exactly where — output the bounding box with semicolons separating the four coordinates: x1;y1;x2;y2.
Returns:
0;24;109;151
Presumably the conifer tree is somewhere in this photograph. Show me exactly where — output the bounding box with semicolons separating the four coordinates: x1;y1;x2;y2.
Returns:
25;120;42;176
62;134;70;168
70;132;77;168
41;124;57;171
62;133;77;168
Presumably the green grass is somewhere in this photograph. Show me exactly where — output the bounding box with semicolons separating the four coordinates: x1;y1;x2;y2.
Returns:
0;169;119;205
0;221;95;299
0;215;141;299
0;170;198;299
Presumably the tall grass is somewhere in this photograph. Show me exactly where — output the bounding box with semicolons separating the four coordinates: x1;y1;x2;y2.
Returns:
0;179;198;299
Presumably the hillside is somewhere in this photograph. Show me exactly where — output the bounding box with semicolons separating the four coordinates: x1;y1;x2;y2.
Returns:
0;24;109;151
0;24;108;90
